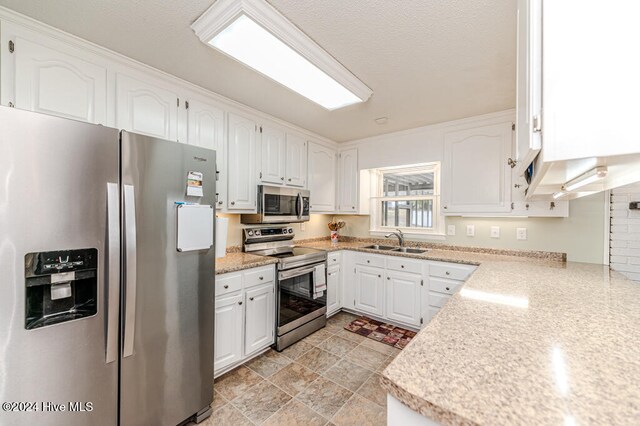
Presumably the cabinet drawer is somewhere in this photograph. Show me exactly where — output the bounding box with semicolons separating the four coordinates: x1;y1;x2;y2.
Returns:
428;291;451;308
354;253;385;268
429;277;462;295
244;266;275;288
429;262;475;281
216;273;242;296
328;251;342;265
386;257;422;274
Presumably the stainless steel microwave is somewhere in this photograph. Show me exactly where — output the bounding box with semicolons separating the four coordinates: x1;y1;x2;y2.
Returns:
241;185;310;224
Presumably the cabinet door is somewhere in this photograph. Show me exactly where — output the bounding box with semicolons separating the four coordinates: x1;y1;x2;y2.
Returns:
260;125;286;185
385;271;421;327
12;36;107;124
285;133;307;187
308;142;337;212
442;123;512;214
515;0;542;175
214;293;244;374
244;284;275;356
116;73;179;141
338;148;358;213
187;100;226;209
354;265;384;317
326;265;341;316
227;113;257;210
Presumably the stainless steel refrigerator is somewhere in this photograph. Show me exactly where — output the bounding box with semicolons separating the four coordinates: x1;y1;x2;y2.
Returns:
0;107;215;425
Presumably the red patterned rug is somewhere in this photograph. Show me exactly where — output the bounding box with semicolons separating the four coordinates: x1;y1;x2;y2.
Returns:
344;316;417;350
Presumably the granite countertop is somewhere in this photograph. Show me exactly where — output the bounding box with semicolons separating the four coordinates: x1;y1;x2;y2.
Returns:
215;252;278;275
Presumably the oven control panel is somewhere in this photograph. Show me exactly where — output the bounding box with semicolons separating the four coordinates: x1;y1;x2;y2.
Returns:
244;226;294;243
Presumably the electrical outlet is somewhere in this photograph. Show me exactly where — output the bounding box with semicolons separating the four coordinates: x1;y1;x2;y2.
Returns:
516;227;527;240
300;222;306;231
466;225;475;237
490;226;500;239
447;225;456;236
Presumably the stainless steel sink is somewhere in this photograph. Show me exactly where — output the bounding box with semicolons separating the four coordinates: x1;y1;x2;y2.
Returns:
392;247;429;254
363;244;397;251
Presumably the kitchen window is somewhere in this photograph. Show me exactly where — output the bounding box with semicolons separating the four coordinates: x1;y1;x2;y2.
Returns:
369;163;443;236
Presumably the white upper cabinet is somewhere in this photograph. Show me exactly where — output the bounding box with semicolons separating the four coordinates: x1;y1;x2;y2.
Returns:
116;73;179;141
259;125;286;185
515;0;541;176
227;112;257;211
442;122;513;214
308;142;337;212
338;148;358;213
284;133;307;188
4;32;107;125
187;99;226;209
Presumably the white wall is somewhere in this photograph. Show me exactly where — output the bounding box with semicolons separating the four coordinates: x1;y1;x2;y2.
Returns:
610;183;640;281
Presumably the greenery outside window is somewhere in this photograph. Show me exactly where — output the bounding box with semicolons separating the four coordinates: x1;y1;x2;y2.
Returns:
369;163;443;236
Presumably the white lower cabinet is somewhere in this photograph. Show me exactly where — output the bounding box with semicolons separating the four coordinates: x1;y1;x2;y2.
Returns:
385;270;422;327
326;264;341;316
344;251;477;329
214;265;275;376
354;265;385;317
244;284;275;356
214;293;244;373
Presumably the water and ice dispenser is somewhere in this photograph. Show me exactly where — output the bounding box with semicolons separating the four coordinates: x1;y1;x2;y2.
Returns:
24;249;98;330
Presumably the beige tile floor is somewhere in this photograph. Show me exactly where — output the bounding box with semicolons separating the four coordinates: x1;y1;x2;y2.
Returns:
202;312;400;426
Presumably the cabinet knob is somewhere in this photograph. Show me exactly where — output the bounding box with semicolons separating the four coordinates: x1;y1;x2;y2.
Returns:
259;276;264;280
445;271;450;275
367;260;370;263
444;206;448;210
281;177;284;180
378;274;381;278
238;301;243;305
224;285;229;289
249;297;254;301
352;206;355;209
288;178;292;182
401;265;405;268
218;201;223;205
230;201;235;206
387;277;390;280
446;287;450;291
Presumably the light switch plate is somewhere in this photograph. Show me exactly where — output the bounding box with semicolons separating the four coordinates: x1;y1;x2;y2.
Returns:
466;225;475;237
516;227;527;240
490;226;500;239
447;225;456;236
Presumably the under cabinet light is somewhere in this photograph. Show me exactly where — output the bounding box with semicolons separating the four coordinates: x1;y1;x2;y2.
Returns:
552;191;567;199
562;166;607;192
191;0;372;110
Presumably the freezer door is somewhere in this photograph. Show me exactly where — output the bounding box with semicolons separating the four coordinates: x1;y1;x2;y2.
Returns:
0;107;120;425
120;131;215;426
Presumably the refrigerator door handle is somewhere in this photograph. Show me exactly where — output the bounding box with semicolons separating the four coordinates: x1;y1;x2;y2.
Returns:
106;182;120;363
123;184;137;358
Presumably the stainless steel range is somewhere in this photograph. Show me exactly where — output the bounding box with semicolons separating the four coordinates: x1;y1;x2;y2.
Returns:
244;226;327;351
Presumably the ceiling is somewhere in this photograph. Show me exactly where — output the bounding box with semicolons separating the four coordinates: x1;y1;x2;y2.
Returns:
0;0;516;142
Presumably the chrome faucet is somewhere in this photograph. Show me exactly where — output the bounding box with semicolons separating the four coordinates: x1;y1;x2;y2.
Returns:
385;229;405;247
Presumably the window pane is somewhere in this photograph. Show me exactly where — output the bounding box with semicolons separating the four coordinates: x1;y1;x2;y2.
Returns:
381;199;433;228
382;170;434;196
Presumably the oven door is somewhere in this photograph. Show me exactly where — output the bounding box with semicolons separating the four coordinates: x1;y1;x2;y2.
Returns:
277;262;327;336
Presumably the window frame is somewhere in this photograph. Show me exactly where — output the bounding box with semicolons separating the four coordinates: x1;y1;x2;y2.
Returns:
369;162;445;237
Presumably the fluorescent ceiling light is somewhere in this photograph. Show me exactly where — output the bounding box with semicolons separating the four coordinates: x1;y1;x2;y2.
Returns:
562;166;608;192
191;0;372;110
459;288;529;309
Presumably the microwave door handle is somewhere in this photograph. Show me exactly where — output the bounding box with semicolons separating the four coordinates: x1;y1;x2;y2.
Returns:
297;193;303;219
122;184;137;358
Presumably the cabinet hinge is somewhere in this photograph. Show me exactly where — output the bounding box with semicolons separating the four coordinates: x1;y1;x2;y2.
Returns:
507;158;517;169
259;171;262;179
176;98;180;107
8;101;14;108
420;317;423;325
532;115;542;133
353;299;356;306
354;268;356;274
185;100;189;109
260;126;263;133
8;40;14;53
511;123;515;131
421;279;423;286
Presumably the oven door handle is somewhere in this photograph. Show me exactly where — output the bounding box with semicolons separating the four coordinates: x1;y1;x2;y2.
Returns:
279;265;318;281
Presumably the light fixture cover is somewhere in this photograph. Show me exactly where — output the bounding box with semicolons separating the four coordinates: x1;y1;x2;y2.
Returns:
191;0;373;110
562;166;608;192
